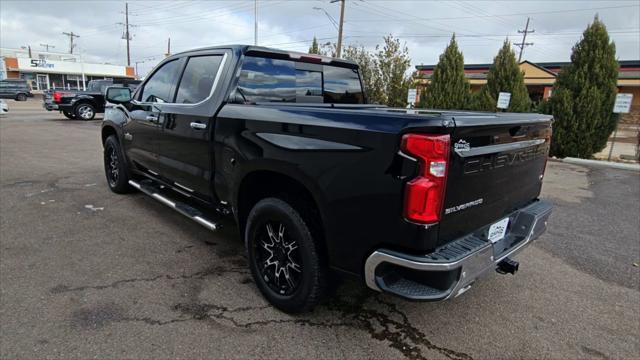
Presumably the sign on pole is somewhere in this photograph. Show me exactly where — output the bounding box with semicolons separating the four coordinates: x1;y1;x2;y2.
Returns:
613;93;633;113
497;92;511;109
407;88;417;106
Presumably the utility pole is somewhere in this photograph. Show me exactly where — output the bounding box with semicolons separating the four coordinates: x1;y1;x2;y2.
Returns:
254;0;258;45
117;3;135;66
40;44;55;52
125;2;131;66
62;32;80;54
514;17;534;62
330;0;345;58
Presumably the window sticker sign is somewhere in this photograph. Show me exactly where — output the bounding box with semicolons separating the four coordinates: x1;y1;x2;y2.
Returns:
613;93;633;114
497;92;511;109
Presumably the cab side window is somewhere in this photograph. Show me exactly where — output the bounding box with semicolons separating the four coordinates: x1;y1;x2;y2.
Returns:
175;55;223;104
140;60;181;103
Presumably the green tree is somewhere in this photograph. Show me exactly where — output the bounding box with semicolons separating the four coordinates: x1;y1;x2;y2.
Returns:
308;37;320;55
543;16;619;158
474;39;531;112
422;34;470;109
373;35;413;107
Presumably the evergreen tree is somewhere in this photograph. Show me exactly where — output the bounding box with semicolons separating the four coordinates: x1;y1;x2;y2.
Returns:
543;16;619;158
308;37;320;55
422;35;470;109
474;39;531;112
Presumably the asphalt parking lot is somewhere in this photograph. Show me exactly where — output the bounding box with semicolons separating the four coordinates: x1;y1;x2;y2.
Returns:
1;99;639;359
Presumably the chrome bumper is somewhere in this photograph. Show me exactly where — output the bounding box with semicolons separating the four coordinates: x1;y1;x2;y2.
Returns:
364;200;553;301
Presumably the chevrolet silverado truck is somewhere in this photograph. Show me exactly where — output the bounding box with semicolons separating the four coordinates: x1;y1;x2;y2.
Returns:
101;45;553;313
44;79;140;120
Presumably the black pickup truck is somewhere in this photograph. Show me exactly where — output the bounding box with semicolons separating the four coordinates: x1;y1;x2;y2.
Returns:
101;45;553;313
44;79;140;120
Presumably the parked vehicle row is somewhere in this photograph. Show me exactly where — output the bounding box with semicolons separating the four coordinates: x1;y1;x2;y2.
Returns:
101;45;553;313
0;79;34;101
43;79;141;120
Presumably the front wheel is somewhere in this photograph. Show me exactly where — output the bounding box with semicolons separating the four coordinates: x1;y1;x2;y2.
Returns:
246;198;327;313
16;93;27;101
75;103;96;120
103;135;133;194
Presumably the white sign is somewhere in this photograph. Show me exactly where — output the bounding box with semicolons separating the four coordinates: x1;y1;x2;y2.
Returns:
407;88;417;105
497;92;511;109
16;58;130;77
613;93;633;114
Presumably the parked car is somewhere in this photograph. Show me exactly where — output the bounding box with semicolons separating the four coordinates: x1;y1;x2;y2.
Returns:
43;79;140;120
101;45;553;313
0;99;8;115
0;79;33;101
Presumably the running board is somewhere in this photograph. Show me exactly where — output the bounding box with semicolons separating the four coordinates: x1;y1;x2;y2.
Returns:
129;179;221;231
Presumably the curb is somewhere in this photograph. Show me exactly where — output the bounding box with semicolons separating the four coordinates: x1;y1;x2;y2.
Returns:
561;157;640;172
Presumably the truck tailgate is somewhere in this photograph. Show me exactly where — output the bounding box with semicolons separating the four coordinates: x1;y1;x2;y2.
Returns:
437;113;552;245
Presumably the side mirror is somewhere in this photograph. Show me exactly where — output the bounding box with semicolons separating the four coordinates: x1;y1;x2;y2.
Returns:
105;86;132;104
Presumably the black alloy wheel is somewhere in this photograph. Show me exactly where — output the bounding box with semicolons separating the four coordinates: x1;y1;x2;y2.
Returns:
103;135;132;194
246;197;327;313
254;221;303;296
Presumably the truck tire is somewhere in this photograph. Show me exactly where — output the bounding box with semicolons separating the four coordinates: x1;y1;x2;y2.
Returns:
75;103;96;120
16;93;27;101
62;111;76;119
245;197;327;313
103;135;133;194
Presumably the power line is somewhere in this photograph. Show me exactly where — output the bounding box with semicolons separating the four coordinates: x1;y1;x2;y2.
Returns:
346;4;639;23
515;17;534;62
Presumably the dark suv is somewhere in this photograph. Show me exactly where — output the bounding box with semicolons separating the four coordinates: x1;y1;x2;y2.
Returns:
0;79;33;101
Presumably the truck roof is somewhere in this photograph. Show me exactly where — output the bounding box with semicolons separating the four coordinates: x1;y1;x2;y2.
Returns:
172;44;359;68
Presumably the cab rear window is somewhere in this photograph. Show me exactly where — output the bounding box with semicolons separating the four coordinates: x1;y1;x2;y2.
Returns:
237;56;364;104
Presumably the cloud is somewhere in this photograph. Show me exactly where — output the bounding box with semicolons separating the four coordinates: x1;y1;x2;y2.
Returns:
1;0;638;77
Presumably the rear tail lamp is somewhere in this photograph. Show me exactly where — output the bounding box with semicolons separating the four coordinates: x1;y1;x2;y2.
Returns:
53;91;62;103
401;134;450;224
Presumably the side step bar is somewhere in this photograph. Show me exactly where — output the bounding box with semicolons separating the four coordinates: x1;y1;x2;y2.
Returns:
129;179;221;231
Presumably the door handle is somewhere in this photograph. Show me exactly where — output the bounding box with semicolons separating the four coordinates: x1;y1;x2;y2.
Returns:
190;122;207;130
146;114;159;122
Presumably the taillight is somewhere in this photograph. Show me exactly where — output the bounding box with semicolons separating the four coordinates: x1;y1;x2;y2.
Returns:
53;92;62;103
401;134;450;224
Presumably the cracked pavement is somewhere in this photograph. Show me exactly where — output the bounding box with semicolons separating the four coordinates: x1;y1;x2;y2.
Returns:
1;100;639;359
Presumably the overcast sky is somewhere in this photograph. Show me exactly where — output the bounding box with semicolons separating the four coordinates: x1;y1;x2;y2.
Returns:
1;0;639;76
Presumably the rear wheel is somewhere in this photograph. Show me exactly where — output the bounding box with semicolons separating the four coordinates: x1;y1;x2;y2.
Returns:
103;135;133;194
16;93;27;101
62;110;76;119
246;198;327;313
75;103;96;120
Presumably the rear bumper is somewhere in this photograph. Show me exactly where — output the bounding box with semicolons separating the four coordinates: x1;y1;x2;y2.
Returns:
364;200;553;301
43;102;58;110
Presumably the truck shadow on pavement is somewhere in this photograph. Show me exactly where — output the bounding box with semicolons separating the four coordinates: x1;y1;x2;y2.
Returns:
45;191;473;360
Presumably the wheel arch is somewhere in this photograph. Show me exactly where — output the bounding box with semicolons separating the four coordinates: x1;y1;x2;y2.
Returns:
101;125;118;145
236;169;328;259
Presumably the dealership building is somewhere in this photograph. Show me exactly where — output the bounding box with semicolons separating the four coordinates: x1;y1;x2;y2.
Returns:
0;47;135;92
